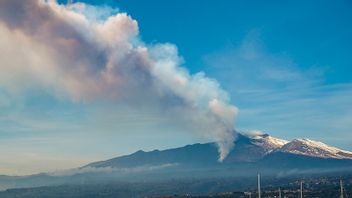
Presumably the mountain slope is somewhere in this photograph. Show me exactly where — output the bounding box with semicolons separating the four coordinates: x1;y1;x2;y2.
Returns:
84;133;352;170
1;133;352;191
85;133;289;168
85;142;219;169
224;133;288;163
277;138;352;159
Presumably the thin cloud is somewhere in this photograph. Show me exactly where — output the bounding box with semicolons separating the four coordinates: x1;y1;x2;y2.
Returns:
204;31;352;147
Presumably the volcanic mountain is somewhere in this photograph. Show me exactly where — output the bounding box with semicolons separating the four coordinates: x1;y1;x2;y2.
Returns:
1;133;352;191
84;133;352;171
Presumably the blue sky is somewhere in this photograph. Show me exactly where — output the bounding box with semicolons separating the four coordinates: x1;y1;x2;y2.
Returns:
121;0;352;140
80;0;352;81
61;0;352;144
0;0;351;174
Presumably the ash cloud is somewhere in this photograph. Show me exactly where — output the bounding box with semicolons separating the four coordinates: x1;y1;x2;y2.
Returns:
0;0;238;161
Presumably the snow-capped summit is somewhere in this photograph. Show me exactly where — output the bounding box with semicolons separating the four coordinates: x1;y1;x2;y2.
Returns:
240;132;352;160
249;133;289;153
277;138;352;159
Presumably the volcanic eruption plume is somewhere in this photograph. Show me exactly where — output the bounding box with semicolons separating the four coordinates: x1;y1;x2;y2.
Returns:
0;0;238;161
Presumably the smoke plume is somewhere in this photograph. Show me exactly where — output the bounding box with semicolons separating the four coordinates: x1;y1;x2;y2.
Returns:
0;0;238;161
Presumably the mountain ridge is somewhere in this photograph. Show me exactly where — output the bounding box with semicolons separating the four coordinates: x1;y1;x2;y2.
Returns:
1;132;352;191
84;132;352;169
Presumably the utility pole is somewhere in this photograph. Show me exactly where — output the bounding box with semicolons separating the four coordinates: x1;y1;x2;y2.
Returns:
258;174;261;198
300;181;303;198
340;179;344;198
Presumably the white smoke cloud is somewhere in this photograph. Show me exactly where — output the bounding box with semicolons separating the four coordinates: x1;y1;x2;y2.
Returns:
0;0;238;161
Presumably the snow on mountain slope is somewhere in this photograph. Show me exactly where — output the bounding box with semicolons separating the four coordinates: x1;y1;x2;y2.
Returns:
248;133;289;153
277;138;352;159
244;133;352;160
